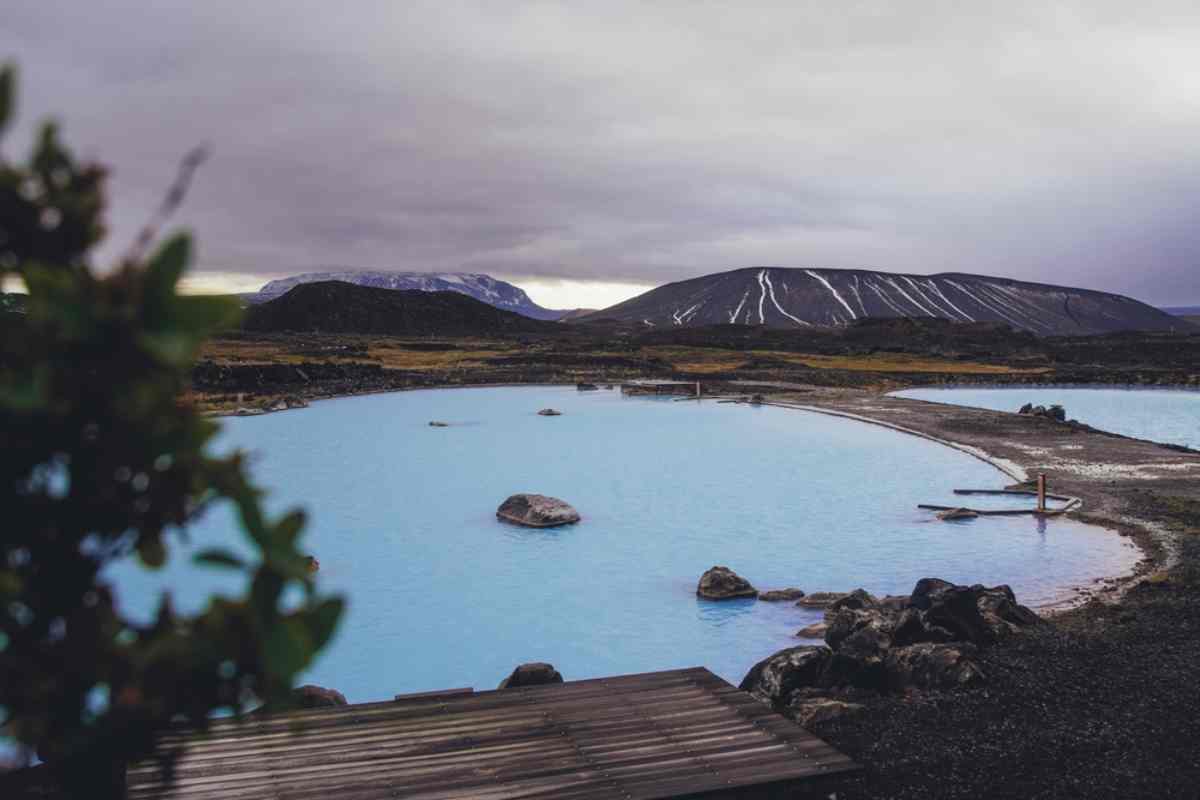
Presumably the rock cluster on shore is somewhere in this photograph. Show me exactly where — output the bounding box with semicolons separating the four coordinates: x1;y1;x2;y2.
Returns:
740;579;1042;725
497;662;564;689
1019;402;1066;421
496;494;581;527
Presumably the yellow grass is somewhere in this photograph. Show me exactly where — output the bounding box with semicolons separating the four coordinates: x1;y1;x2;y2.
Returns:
642;346;1046;375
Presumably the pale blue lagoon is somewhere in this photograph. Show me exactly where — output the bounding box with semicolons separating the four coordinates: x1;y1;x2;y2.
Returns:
892;386;1200;450
107;387;1139;701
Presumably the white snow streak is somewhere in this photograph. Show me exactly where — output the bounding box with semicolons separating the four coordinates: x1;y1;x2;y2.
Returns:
882;277;937;317
944;279;1026;328
901;276;956;319
762;270;811;326
983;284;1051;330
923;279;974;321
866;280;909;315
848;276;869;315
805;269;857;320
756;270;768;324
671;302;702;326
988;284;1052;325
729;290;750;323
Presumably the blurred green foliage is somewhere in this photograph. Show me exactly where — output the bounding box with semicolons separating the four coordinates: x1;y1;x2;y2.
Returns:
0;64;343;789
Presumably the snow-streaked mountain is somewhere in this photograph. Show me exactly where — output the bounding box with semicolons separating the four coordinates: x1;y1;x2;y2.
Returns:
579;267;1185;335
249;271;565;320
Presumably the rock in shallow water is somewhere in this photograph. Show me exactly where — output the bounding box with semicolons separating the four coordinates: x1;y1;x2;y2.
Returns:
795;592;848;609
696;566;758;600
498;662;563;689
496;494;581;527
759;587;806;602
537;408;562;416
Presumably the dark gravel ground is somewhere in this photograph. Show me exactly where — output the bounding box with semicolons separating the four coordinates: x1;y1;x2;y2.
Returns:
810;511;1200;799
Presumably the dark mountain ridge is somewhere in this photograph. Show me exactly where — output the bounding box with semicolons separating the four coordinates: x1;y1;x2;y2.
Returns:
247;270;569;320
579;267;1186;335
242;281;561;336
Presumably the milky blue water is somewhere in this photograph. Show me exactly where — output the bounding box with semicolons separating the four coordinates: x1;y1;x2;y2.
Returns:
105;386;1139;702
892;387;1200;451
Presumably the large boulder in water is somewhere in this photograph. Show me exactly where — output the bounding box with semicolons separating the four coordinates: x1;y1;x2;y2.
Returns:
696;566;758;600
496;494;580;528
498;662;563;689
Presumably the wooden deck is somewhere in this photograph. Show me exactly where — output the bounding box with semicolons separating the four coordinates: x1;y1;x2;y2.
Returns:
126;667;859;799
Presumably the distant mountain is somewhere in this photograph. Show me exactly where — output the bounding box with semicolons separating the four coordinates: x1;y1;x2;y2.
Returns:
243;281;561;336
1162;306;1200;316
578;267;1185;335
249;271;568;320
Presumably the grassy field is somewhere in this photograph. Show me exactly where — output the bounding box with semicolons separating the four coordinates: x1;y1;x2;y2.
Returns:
200;337;1047;376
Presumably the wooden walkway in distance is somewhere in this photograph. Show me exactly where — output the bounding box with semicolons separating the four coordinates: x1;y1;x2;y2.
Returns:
126;667;859;800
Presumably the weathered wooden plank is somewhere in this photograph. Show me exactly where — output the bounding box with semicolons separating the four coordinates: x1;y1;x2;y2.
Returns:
150;671;709;747
127;667;859;800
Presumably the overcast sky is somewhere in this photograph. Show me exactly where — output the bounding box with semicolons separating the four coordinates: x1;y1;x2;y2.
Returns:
4;1;1200;308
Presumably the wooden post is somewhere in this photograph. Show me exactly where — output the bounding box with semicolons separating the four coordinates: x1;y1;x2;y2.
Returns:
695;381;701;398
1037;473;1046;512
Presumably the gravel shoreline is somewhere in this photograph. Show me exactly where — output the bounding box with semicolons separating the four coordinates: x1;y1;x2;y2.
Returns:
763;386;1200;799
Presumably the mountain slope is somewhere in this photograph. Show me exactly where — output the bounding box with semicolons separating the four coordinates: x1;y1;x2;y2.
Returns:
579;267;1184;335
243;281;561;336
250;270;566;320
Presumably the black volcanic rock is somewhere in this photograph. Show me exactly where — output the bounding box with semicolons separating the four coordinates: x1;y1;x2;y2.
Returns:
498;662;563;689
579;266;1183;335
696;566;758;600
243;281;561;336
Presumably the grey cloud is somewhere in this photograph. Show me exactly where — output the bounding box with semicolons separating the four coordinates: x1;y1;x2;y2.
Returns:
3;0;1199;304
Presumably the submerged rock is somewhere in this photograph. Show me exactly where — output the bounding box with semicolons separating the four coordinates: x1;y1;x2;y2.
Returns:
537;408;562;416
759;588;806;602
696;566;758;600
576;382;599;391
428;420;449;427
498;662;563;689
496;494;581;527
937;507;979;521
795;592;849;609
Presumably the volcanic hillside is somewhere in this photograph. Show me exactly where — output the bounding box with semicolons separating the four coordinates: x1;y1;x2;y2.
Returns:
581;267;1185;335
243;281;562;336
